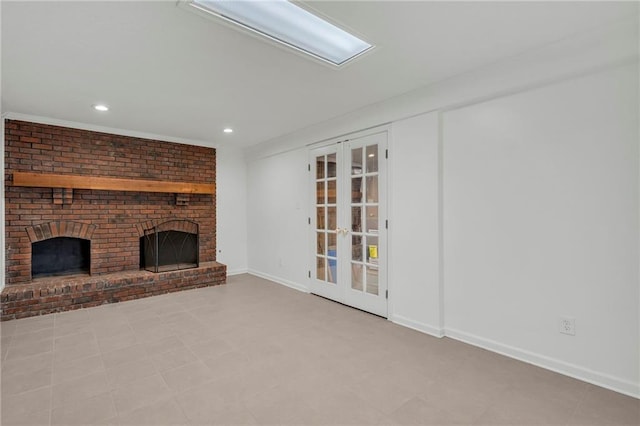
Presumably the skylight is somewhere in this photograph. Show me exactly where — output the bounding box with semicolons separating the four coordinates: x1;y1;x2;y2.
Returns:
189;0;373;66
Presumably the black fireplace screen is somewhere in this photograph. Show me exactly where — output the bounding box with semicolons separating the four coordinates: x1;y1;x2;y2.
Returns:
32;237;90;278
140;219;199;273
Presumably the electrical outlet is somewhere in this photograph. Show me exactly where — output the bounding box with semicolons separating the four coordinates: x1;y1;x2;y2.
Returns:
559;317;576;336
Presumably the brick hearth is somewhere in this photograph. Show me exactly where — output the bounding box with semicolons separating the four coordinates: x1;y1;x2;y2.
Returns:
3;120;226;319
1;262;226;320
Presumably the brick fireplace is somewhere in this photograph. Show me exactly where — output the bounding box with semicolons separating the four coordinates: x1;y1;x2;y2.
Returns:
1;120;226;320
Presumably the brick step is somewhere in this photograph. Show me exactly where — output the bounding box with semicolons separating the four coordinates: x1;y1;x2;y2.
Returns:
1;261;226;320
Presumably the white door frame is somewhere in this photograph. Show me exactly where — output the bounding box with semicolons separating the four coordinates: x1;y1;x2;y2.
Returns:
308;128;389;317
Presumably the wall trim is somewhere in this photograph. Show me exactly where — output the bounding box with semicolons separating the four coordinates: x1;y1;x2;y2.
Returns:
226;268;249;276
3;113;216;149
390;314;445;338
247;269;310;293
445;327;640;399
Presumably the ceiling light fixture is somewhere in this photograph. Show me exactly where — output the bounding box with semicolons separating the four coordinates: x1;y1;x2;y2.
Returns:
188;0;373;66
368;153;375;158
93;104;109;112
223;128;233;133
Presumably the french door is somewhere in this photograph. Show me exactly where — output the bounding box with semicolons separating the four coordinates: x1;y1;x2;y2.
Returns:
309;132;387;317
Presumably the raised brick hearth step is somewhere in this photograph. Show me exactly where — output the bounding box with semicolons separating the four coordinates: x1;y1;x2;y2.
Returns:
1;261;226;320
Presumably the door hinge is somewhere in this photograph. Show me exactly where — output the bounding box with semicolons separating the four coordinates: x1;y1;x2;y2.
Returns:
385;149;388;159
385;290;388;299
308;270;311;278
385;219;388;229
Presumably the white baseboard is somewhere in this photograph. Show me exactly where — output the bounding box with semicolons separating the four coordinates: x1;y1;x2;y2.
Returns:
445;327;640;399
390;314;445;338
247;269;310;293
226;268;248;276
233;270;639;399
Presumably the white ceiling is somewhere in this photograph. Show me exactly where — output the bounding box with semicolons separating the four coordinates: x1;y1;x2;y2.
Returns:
2;1;637;148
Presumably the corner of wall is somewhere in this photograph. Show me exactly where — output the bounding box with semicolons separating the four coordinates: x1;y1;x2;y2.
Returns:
1;117;5;292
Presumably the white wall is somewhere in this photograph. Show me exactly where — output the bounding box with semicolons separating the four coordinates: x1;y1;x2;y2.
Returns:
216;146;248;275
246;149;309;292
243;19;639;397
442;63;639;396
389;112;442;336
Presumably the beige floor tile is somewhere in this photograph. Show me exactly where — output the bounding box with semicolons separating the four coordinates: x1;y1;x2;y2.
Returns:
129;321;177;344
111;374;172;415
572;385;640;425
186;336;234;360
200;349;251;380
118;398;189;425
9;327;53;345
105;358;157;388
54;330;95;350
143;335;185;356
244;383;319;424
2;352;53;395
53;310;92;338
187;404;258;425
419;376;504;422
51;371;110;408
52;354;105;384
1;335;12;362
1;275;634;426
175;325;220;346
149;345;198;372
388;396;471;425
52;339;100;368
308;386;386;425
0;408;50;426
174;377;246;415
1;386;51;423
53;319;93;338
91;321;131;340
13;315;54;335
5;336;53;360
161;360;215;394
101;343;148;369
474;386;575;425
1;320;17;337
345;371;418;416
51;392;116;425
96;329;138;353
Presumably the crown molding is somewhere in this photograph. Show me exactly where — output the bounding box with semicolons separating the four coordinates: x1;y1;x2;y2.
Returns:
2;112;218;149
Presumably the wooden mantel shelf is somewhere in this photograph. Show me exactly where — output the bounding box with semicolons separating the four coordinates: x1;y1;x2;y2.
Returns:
13;172;215;195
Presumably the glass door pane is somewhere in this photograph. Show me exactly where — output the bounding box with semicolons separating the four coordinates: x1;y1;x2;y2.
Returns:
350;142;380;295
315;153;338;285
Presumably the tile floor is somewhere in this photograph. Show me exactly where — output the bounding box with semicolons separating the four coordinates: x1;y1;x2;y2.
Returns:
1;274;638;425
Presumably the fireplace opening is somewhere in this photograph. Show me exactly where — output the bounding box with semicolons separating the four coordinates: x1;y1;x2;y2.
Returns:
32;237;90;278
140;219;199;273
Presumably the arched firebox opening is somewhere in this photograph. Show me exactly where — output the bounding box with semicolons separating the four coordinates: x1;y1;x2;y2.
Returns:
139;219;199;273
32;237;90;278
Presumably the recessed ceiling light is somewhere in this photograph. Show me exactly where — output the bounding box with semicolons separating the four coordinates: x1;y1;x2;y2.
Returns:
368;153;375;158
93;104;109;112
223;128;233;133
188;0;373;66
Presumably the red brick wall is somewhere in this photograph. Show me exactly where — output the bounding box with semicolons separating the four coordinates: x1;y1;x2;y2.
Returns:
4;120;216;285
